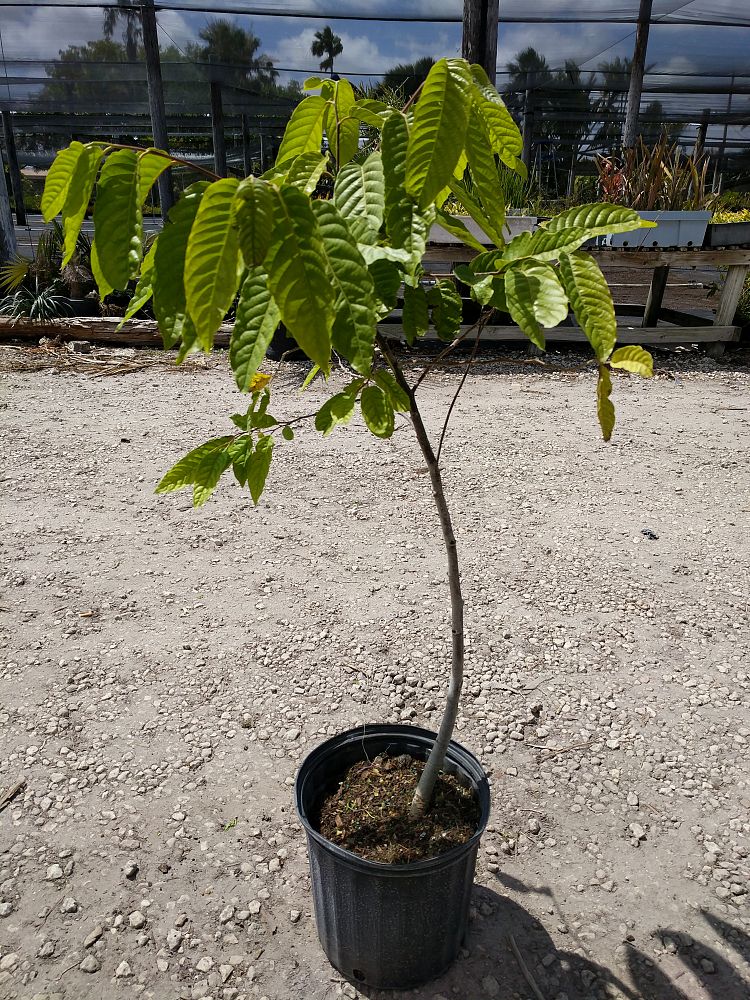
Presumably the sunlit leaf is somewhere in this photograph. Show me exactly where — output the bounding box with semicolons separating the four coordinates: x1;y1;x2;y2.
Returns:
559;251;616;362
230;266;281;391
597;364;615;441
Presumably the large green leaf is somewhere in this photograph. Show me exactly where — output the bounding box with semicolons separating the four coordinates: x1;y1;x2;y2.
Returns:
276;95;328;165
544;203;656;237
373;370;410;412
429;280;464;342
405;58;473;209
118;240;157;327
597;364;615;442
434;208;486;253
350;99;390;128
368;258;402;317
465;104;506;246
233;176;276;266
42;141;85;222
156;436;234;507
185;177;241;351
323;78;359;166
402;283;430;345
469;65;523;164
448;178;498;247
61;145;103;266
315;389;358;436
231;434;274;504
285;152;329;194
313;200;378;375
333;153;385;244
505;261;568;349
153;183;208;349
90;241;113;300
503;226;591;263
265;186;335;372
137;149;171;205
230;266;281;391
381;112;430;269
360;385;395;438
559;251;616;362
92;149;142;291
610;345;654;377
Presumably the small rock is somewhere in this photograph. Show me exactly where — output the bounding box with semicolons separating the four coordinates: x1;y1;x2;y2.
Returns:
629;823;646;843
627;792;639;807
79;955;100;974
166;929;183;952
290;910;301;923
129;910;146;929
60;897;79;914
45;864;64;882
527;818;541;835
114;961;132;979
0;954;19;972
219;905;235;924
481;974;500;997
84;925;103;948
248;900;261;915
219;964;234;983
0;902;13;918
715;886;731;900
196;957;214;973
38;941;56;959
124;862;139;881
700;959;716;974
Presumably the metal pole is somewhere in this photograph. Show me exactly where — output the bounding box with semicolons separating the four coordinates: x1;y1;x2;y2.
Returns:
210;80;227;177
461;0;500;86
0;154;17;262
522;72;534;171
693;120;707;161
140;0;174;216
713;75;734;193
1;110;26;226
241;113;252;177
622;0;653;149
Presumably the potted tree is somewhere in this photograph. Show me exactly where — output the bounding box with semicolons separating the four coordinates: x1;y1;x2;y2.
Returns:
43;58;655;990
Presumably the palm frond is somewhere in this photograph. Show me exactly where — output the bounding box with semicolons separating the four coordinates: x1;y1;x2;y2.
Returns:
0;256;31;292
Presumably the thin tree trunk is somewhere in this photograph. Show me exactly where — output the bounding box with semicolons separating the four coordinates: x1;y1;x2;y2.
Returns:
377;336;464;818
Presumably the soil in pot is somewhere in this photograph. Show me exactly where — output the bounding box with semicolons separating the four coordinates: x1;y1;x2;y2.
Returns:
317;752;481;863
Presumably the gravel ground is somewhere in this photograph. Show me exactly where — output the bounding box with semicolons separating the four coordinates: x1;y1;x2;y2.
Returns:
1;344;749;1000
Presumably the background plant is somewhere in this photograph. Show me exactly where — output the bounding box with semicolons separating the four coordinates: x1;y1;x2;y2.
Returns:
44;59;655;818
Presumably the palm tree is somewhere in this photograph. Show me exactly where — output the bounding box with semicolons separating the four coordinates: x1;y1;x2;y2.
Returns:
381;57;435;101
102;0;142;63
311;26;343;78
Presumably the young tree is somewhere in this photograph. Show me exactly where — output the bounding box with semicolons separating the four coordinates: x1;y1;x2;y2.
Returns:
102;0;142;63
189;19;278;91
311;26;343;78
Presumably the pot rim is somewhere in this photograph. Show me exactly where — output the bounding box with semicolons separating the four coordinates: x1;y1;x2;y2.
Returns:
294;723;491;875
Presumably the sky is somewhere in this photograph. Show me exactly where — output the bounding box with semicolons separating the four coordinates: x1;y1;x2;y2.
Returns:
0;1;748;143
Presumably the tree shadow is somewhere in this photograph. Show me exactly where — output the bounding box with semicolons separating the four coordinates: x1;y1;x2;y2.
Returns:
342;876;750;999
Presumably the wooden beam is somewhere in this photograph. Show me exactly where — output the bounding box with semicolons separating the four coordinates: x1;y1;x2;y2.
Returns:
210;81;227;178
714;264;750;326
1;110;26;226
0;154;17;261
140;0;174;216
423;244;750;268
623;0;653;149
461;0;499;85
378;323;741;345
642;264;670;326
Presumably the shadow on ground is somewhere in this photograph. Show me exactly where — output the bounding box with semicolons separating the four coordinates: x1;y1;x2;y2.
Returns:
339;875;749;999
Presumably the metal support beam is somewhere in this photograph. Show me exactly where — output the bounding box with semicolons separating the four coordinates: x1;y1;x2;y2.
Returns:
522;74;534;171
0;155;17;262
241;113;252;177
1;110;26;226
623;0;653;149
461;0;499;85
140;0;174;216
210;81;227;178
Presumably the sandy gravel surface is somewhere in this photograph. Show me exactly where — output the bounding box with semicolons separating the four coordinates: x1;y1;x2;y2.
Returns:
1;345;749;1000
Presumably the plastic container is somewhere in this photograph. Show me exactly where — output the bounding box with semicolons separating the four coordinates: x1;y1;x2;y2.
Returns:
705;222;750;248
606;210;711;248
295;724;491;990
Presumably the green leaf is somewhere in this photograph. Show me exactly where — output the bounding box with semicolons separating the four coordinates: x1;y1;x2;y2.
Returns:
265;185;335;373
373;370;410;411
276;95;327;165
61;145;103;266
153;182;208;349
303;76;326;90
430;280;464;342
42;141;85;222
92;149;142;291
333;153;385;244
246;435;274;504
406;58;473;210
503;226;590;263
315;390;358;436
448;178;499;246
350;99;389;128
313;200;378;375
469;65;523;164
544;203;656;237
323;78;359;167
369;258;401;315
137;149;171;205
610;345;654;377
230;266;281;391
155;436;234;507
465;104;507;246
118;240;157;328
285;152;329;195
176;315;199;363
360;385;395;438
301;364;321;390
559;252;616;362
434;207;486;252
185;177;241;351
505;261;568;350
282;425;295;441
90;240;113;300
381;112;430;269
597;364;615;442
402;283;430;345
233;176;276;267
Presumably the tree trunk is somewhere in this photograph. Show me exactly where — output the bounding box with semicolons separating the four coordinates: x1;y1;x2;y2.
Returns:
462;0;500;86
377;337;465;818
141;0;174;215
622;0;653;149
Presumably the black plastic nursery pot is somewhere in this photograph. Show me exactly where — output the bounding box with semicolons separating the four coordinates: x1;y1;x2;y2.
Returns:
294;724;491;990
